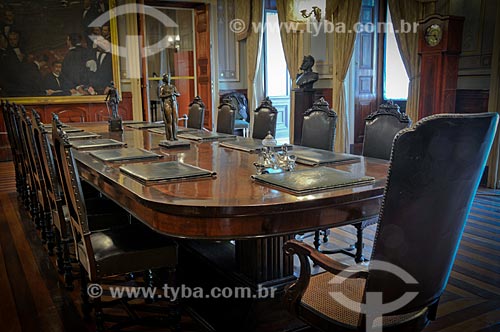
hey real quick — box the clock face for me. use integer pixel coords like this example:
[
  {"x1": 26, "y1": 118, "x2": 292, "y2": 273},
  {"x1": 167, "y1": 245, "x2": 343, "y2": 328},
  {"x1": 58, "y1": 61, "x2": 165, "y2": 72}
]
[{"x1": 425, "y1": 24, "x2": 443, "y2": 47}]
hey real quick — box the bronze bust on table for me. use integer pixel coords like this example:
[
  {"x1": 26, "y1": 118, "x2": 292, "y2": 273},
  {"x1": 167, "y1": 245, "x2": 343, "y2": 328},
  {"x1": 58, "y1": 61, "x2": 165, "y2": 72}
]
[{"x1": 295, "y1": 55, "x2": 319, "y2": 90}]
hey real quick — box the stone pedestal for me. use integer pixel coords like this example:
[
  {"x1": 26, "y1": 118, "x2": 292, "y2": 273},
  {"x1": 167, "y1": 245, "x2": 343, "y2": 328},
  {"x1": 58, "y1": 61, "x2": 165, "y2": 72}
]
[
  {"x1": 108, "y1": 118, "x2": 123, "y2": 132},
  {"x1": 293, "y1": 89, "x2": 317, "y2": 144}
]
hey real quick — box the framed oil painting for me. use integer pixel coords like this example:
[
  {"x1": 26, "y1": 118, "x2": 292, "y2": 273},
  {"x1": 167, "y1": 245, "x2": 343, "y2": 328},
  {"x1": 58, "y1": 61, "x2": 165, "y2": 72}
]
[{"x1": 0, "y1": 0, "x2": 120, "y2": 104}]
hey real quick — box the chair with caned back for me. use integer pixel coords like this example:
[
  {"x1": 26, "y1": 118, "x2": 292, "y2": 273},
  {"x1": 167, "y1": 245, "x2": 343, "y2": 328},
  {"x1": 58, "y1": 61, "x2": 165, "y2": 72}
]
[
  {"x1": 252, "y1": 97, "x2": 278, "y2": 139},
  {"x1": 52, "y1": 114, "x2": 179, "y2": 330},
  {"x1": 217, "y1": 97, "x2": 236, "y2": 134},
  {"x1": 187, "y1": 96, "x2": 206, "y2": 129},
  {"x1": 284, "y1": 113, "x2": 498, "y2": 332}
]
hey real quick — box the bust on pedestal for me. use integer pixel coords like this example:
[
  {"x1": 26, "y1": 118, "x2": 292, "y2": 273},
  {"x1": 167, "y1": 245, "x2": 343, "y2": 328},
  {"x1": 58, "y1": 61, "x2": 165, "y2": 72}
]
[{"x1": 293, "y1": 55, "x2": 319, "y2": 144}]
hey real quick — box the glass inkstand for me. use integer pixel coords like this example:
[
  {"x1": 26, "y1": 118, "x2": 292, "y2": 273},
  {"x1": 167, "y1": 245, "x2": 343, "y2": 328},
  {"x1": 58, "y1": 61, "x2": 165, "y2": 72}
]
[{"x1": 253, "y1": 132, "x2": 296, "y2": 175}]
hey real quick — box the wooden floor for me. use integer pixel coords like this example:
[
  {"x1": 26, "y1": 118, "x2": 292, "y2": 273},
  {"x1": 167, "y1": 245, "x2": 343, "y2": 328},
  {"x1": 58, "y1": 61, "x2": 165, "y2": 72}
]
[{"x1": 0, "y1": 161, "x2": 499, "y2": 332}]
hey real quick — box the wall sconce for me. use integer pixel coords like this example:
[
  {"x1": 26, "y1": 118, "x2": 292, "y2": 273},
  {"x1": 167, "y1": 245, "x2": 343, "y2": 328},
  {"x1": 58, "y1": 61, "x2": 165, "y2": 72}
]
[{"x1": 300, "y1": 6, "x2": 322, "y2": 22}]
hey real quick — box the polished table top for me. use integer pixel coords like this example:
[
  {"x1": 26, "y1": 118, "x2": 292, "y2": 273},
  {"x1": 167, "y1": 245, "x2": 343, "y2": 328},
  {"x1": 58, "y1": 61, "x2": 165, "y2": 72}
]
[{"x1": 70, "y1": 123, "x2": 389, "y2": 240}]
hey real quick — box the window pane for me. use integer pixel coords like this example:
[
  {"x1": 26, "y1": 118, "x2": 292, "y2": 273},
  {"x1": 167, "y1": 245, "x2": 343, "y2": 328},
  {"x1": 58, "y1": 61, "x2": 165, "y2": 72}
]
[
  {"x1": 265, "y1": 12, "x2": 288, "y2": 97},
  {"x1": 384, "y1": 10, "x2": 409, "y2": 100}
]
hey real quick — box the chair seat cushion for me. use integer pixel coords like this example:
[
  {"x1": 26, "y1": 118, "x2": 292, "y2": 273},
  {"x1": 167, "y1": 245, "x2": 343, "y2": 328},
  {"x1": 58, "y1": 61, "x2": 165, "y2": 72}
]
[
  {"x1": 301, "y1": 272, "x2": 426, "y2": 328},
  {"x1": 79, "y1": 224, "x2": 177, "y2": 278},
  {"x1": 234, "y1": 119, "x2": 249, "y2": 129}
]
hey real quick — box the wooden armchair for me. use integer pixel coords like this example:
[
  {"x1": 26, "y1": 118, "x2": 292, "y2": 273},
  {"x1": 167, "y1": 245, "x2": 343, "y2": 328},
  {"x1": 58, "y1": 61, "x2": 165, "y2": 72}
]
[
  {"x1": 284, "y1": 113, "x2": 498, "y2": 332},
  {"x1": 52, "y1": 114, "x2": 179, "y2": 330}
]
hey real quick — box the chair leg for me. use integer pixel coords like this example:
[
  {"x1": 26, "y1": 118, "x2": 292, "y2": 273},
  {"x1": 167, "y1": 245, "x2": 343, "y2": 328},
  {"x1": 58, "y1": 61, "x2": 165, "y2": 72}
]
[
  {"x1": 167, "y1": 266, "x2": 181, "y2": 330},
  {"x1": 94, "y1": 297, "x2": 105, "y2": 332},
  {"x1": 353, "y1": 224, "x2": 367, "y2": 263},
  {"x1": 63, "y1": 241, "x2": 74, "y2": 290},
  {"x1": 54, "y1": 231, "x2": 65, "y2": 274},
  {"x1": 44, "y1": 211, "x2": 54, "y2": 255},
  {"x1": 313, "y1": 230, "x2": 321, "y2": 250},
  {"x1": 322, "y1": 229, "x2": 330, "y2": 243},
  {"x1": 80, "y1": 263, "x2": 91, "y2": 320}
]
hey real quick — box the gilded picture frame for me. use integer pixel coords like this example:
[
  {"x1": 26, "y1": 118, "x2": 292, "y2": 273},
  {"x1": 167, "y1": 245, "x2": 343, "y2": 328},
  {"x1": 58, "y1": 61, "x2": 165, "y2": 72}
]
[{"x1": 0, "y1": 0, "x2": 120, "y2": 104}]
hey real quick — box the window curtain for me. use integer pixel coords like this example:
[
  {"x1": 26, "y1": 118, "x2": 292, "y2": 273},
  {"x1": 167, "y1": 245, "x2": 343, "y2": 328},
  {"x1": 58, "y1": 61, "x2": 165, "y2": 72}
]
[
  {"x1": 487, "y1": 3, "x2": 500, "y2": 189},
  {"x1": 328, "y1": 0, "x2": 362, "y2": 153},
  {"x1": 276, "y1": 0, "x2": 304, "y2": 142},
  {"x1": 387, "y1": 0, "x2": 425, "y2": 123},
  {"x1": 235, "y1": 0, "x2": 264, "y2": 129}
]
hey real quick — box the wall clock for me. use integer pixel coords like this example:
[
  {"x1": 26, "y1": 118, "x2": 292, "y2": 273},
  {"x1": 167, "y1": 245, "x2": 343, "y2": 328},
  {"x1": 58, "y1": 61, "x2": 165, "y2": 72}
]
[{"x1": 424, "y1": 24, "x2": 443, "y2": 47}]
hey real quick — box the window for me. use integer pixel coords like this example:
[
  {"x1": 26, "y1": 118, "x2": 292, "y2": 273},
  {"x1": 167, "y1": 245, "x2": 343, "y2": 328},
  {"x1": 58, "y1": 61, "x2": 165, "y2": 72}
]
[
  {"x1": 263, "y1": 11, "x2": 290, "y2": 142},
  {"x1": 383, "y1": 9, "x2": 409, "y2": 100}
]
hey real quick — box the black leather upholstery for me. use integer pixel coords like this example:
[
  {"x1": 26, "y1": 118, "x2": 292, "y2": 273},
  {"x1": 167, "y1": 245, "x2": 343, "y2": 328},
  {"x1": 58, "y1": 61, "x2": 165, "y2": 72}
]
[
  {"x1": 217, "y1": 97, "x2": 236, "y2": 134},
  {"x1": 82, "y1": 223, "x2": 178, "y2": 278},
  {"x1": 252, "y1": 97, "x2": 278, "y2": 139},
  {"x1": 284, "y1": 113, "x2": 499, "y2": 332},
  {"x1": 51, "y1": 114, "x2": 177, "y2": 282},
  {"x1": 368, "y1": 113, "x2": 498, "y2": 314},
  {"x1": 300, "y1": 98, "x2": 337, "y2": 151},
  {"x1": 362, "y1": 101, "x2": 411, "y2": 160},
  {"x1": 187, "y1": 96, "x2": 205, "y2": 129}
]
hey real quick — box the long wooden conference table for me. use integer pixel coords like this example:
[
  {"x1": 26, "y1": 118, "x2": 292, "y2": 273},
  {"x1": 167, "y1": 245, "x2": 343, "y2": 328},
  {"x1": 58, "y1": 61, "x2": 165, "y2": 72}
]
[{"x1": 68, "y1": 123, "x2": 389, "y2": 290}]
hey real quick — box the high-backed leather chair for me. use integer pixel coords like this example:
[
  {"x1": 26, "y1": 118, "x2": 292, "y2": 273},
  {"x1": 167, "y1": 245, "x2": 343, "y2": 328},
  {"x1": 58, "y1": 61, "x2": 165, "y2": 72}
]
[
  {"x1": 284, "y1": 113, "x2": 498, "y2": 332},
  {"x1": 187, "y1": 96, "x2": 205, "y2": 129},
  {"x1": 298, "y1": 98, "x2": 338, "y2": 248},
  {"x1": 217, "y1": 97, "x2": 236, "y2": 134},
  {"x1": 318, "y1": 102, "x2": 412, "y2": 262},
  {"x1": 300, "y1": 97, "x2": 337, "y2": 151},
  {"x1": 52, "y1": 114, "x2": 179, "y2": 330},
  {"x1": 363, "y1": 101, "x2": 411, "y2": 160},
  {"x1": 252, "y1": 97, "x2": 278, "y2": 139}
]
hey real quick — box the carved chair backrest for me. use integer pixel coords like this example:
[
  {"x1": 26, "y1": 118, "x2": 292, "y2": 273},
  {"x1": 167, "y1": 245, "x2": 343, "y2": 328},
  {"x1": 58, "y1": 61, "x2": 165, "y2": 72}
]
[
  {"x1": 8, "y1": 105, "x2": 30, "y2": 182},
  {"x1": 300, "y1": 98, "x2": 337, "y2": 151},
  {"x1": 252, "y1": 97, "x2": 278, "y2": 139},
  {"x1": 18, "y1": 106, "x2": 46, "y2": 199},
  {"x1": 31, "y1": 110, "x2": 63, "y2": 212},
  {"x1": 52, "y1": 114, "x2": 96, "y2": 278},
  {"x1": 187, "y1": 96, "x2": 206, "y2": 129},
  {"x1": 366, "y1": 113, "x2": 498, "y2": 316},
  {"x1": 217, "y1": 97, "x2": 236, "y2": 134},
  {"x1": 362, "y1": 102, "x2": 411, "y2": 160}
]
